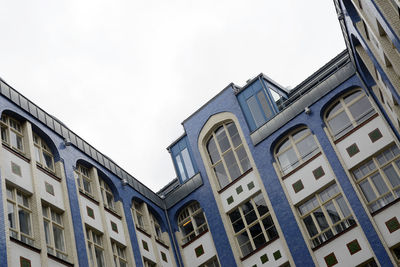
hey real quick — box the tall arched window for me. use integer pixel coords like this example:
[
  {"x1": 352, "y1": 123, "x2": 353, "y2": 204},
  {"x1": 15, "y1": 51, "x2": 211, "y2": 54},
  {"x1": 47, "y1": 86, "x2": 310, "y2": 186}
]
[
  {"x1": 33, "y1": 133, "x2": 55, "y2": 172},
  {"x1": 275, "y1": 128, "x2": 319, "y2": 175},
  {"x1": 206, "y1": 122, "x2": 251, "y2": 189},
  {"x1": 325, "y1": 90, "x2": 375, "y2": 139},
  {"x1": 177, "y1": 202, "x2": 208, "y2": 245}
]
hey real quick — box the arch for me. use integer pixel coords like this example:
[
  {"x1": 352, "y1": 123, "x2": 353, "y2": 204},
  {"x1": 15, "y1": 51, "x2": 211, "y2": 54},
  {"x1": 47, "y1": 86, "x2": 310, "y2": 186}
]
[{"x1": 269, "y1": 123, "x2": 308, "y2": 155}]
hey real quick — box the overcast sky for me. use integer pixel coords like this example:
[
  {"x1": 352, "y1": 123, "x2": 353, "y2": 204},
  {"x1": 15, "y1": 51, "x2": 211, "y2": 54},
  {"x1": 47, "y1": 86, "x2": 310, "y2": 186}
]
[{"x1": 0, "y1": 1, "x2": 345, "y2": 192}]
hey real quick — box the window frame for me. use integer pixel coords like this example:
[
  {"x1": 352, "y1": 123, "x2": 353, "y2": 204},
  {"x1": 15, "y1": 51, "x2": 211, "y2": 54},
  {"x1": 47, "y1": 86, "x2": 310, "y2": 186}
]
[
  {"x1": 177, "y1": 202, "x2": 208, "y2": 245},
  {"x1": 132, "y1": 201, "x2": 147, "y2": 232},
  {"x1": 76, "y1": 165, "x2": 93, "y2": 197},
  {"x1": 86, "y1": 227, "x2": 106, "y2": 267},
  {"x1": 171, "y1": 136, "x2": 197, "y2": 183},
  {"x1": 297, "y1": 183, "x2": 356, "y2": 249},
  {"x1": 1, "y1": 114, "x2": 25, "y2": 153},
  {"x1": 42, "y1": 204, "x2": 67, "y2": 260},
  {"x1": 325, "y1": 90, "x2": 375, "y2": 139},
  {"x1": 33, "y1": 133, "x2": 55, "y2": 172},
  {"x1": 274, "y1": 127, "x2": 320, "y2": 175},
  {"x1": 351, "y1": 144, "x2": 400, "y2": 213},
  {"x1": 228, "y1": 192, "x2": 278, "y2": 258},
  {"x1": 205, "y1": 121, "x2": 251, "y2": 189},
  {"x1": 6, "y1": 186, "x2": 34, "y2": 246},
  {"x1": 99, "y1": 178, "x2": 117, "y2": 213},
  {"x1": 111, "y1": 240, "x2": 127, "y2": 267}
]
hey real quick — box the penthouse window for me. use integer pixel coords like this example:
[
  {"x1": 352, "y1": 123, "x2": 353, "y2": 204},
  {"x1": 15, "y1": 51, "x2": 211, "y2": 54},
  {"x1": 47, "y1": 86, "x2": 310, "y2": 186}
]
[
  {"x1": 206, "y1": 122, "x2": 251, "y2": 189},
  {"x1": 275, "y1": 128, "x2": 319, "y2": 175},
  {"x1": 228, "y1": 192, "x2": 278, "y2": 258},
  {"x1": 171, "y1": 136, "x2": 197, "y2": 183},
  {"x1": 352, "y1": 145, "x2": 400, "y2": 213},
  {"x1": 298, "y1": 183, "x2": 355, "y2": 248},
  {"x1": 1, "y1": 114, "x2": 24, "y2": 153},
  {"x1": 33, "y1": 133, "x2": 55, "y2": 172},
  {"x1": 76, "y1": 165, "x2": 93, "y2": 196},
  {"x1": 325, "y1": 90, "x2": 375, "y2": 139},
  {"x1": 178, "y1": 202, "x2": 208, "y2": 245}
]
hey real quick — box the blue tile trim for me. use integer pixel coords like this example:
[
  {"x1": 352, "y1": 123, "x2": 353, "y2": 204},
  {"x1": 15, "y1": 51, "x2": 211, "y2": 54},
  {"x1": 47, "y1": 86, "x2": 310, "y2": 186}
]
[{"x1": 0, "y1": 171, "x2": 8, "y2": 267}]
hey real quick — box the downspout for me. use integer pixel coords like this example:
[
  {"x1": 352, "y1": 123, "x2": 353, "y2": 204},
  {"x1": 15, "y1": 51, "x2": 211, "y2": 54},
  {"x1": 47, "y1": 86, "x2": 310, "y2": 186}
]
[{"x1": 163, "y1": 206, "x2": 183, "y2": 267}]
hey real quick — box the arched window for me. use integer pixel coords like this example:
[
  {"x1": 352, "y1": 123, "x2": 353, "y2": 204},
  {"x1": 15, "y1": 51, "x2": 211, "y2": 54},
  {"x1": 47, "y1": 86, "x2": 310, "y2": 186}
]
[
  {"x1": 149, "y1": 213, "x2": 163, "y2": 242},
  {"x1": 76, "y1": 164, "x2": 93, "y2": 196},
  {"x1": 33, "y1": 133, "x2": 55, "y2": 172},
  {"x1": 206, "y1": 122, "x2": 251, "y2": 189},
  {"x1": 177, "y1": 202, "x2": 208, "y2": 245},
  {"x1": 275, "y1": 128, "x2": 319, "y2": 175},
  {"x1": 325, "y1": 90, "x2": 375, "y2": 139},
  {"x1": 99, "y1": 178, "x2": 116, "y2": 212},
  {"x1": 1, "y1": 114, "x2": 24, "y2": 152},
  {"x1": 132, "y1": 200, "x2": 147, "y2": 232}
]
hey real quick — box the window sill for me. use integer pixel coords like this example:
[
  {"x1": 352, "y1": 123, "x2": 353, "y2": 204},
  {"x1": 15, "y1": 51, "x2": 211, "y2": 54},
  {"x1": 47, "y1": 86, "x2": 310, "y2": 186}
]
[
  {"x1": 181, "y1": 229, "x2": 209, "y2": 249},
  {"x1": 48, "y1": 253, "x2": 74, "y2": 266},
  {"x1": 217, "y1": 168, "x2": 253, "y2": 194},
  {"x1": 37, "y1": 164, "x2": 61, "y2": 182},
  {"x1": 136, "y1": 226, "x2": 151, "y2": 238},
  {"x1": 371, "y1": 197, "x2": 400, "y2": 216},
  {"x1": 311, "y1": 223, "x2": 357, "y2": 251},
  {"x1": 79, "y1": 191, "x2": 99, "y2": 205},
  {"x1": 104, "y1": 206, "x2": 122, "y2": 219},
  {"x1": 10, "y1": 236, "x2": 41, "y2": 253},
  {"x1": 333, "y1": 113, "x2": 378, "y2": 144},
  {"x1": 240, "y1": 236, "x2": 279, "y2": 261},
  {"x1": 2, "y1": 143, "x2": 30, "y2": 163},
  {"x1": 281, "y1": 152, "x2": 322, "y2": 180},
  {"x1": 155, "y1": 238, "x2": 169, "y2": 249}
]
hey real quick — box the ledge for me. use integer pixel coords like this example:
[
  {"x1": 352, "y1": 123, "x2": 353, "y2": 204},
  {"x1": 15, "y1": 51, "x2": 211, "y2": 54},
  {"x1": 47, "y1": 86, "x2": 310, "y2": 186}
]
[
  {"x1": 2, "y1": 143, "x2": 30, "y2": 163},
  {"x1": 155, "y1": 238, "x2": 169, "y2": 249},
  {"x1": 10, "y1": 236, "x2": 41, "y2": 253},
  {"x1": 136, "y1": 226, "x2": 151, "y2": 238},
  {"x1": 36, "y1": 164, "x2": 61, "y2": 182},
  {"x1": 334, "y1": 113, "x2": 378, "y2": 144},
  {"x1": 181, "y1": 229, "x2": 209, "y2": 249},
  {"x1": 240, "y1": 236, "x2": 279, "y2": 261},
  {"x1": 104, "y1": 206, "x2": 122, "y2": 220},
  {"x1": 48, "y1": 253, "x2": 74, "y2": 267},
  {"x1": 281, "y1": 152, "x2": 322, "y2": 180},
  {"x1": 311, "y1": 223, "x2": 357, "y2": 251},
  {"x1": 79, "y1": 191, "x2": 99, "y2": 205},
  {"x1": 217, "y1": 168, "x2": 253, "y2": 194}
]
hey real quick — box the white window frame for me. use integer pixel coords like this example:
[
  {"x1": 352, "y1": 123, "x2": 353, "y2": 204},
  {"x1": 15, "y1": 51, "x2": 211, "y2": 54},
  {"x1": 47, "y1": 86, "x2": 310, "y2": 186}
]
[
  {"x1": 177, "y1": 202, "x2": 208, "y2": 245},
  {"x1": 86, "y1": 227, "x2": 106, "y2": 267},
  {"x1": 77, "y1": 165, "x2": 93, "y2": 196},
  {"x1": 111, "y1": 240, "x2": 127, "y2": 267},
  {"x1": 42, "y1": 204, "x2": 67, "y2": 260},
  {"x1": 1, "y1": 114, "x2": 24, "y2": 153},
  {"x1": 99, "y1": 178, "x2": 117, "y2": 213},
  {"x1": 132, "y1": 201, "x2": 147, "y2": 232},
  {"x1": 33, "y1": 133, "x2": 55, "y2": 172}
]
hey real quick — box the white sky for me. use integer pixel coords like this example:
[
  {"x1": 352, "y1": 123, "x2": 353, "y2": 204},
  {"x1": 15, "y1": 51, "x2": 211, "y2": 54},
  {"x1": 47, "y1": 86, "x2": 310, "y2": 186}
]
[{"x1": 0, "y1": 1, "x2": 345, "y2": 192}]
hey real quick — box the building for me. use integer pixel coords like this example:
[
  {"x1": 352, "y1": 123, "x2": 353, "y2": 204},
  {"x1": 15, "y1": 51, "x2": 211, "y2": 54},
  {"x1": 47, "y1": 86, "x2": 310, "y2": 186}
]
[{"x1": 0, "y1": 1, "x2": 400, "y2": 267}]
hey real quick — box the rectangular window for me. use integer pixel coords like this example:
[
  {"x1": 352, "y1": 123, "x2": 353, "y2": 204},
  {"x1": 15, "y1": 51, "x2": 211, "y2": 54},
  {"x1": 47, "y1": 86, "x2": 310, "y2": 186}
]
[
  {"x1": 86, "y1": 227, "x2": 105, "y2": 267},
  {"x1": 42, "y1": 204, "x2": 67, "y2": 260},
  {"x1": 352, "y1": 145, "x2": 400, "y2": 213},
  {"x1": 111, "y1": 240, "x2": 127, "y2": 267},
  {"x1": 171, "y1": 136, "x2": 197, "y2": 183},
  {"x1": 77, "y1": 165, "x2": 93, "y2": 196},
  {"x1": 0, "y1": 115, "x2": 24, "y2": 153},
  {"x1": 6, "y1": 186, "x2": 34, "y2": 246},
  {"x1": 298, "y1": 183, "x2": 356, "y2": 248}
]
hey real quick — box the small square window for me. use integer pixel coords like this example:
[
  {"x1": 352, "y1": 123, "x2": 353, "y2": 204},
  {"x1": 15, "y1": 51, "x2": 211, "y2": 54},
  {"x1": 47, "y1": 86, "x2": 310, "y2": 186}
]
[
  {"x1": 227, "y1": 196, "x2": 234, "y2": 205},
  {"x1": 247, "y1": 181, "x2": 255, "y2": 190},
  {"x1": 312, "y1": 166, "x2": 325, "y2": 180},
  {"x1": 346, "y1": 143, "x2": 360, "y2": 157},
  {"x1": 11, "y1": 162, "x2": 22, "y2": 177},
  {"x1": 385, "y1": 217, "x2": 400, "y2": 233},
  {"x1": 142, "y1": 240, "x2": 149, "y2": 251},
  {"x1": 368, "y1": 128, "x2": 383, "y2": 143},
  {"x1": 236, "y1": 185, "x2": 243, "y2": 195},
  {"x1": 161, "y1": 251, "x2": 168, "y2": 262},
  {"x1": 347, "y1": 239, "x2": 361, "y2": 255},
  {"x1": 292, "y1": 180, "x2": 304, "y2": 193},
  {"x1": 87, "y1": 206, "x2": 95, "y2": 219},
  {"x1": 45, "y1": 182, "x2": 54, "y2": 196},
  {"x1": 111, "y1": 221, "x2": 118, "y2": 233},
  {"x1": 195, "y1": 245, "x2": 204, "y2": 257},
  {"x1": 20, "y1": 257, "x2": 31, "y2": 267},
  {"x1": 273, "y1": 250, "x2": 282, "y2": 260},
  {"x1": 260, "y1": 253, "x2": 268, "y2": 263},
  {"x1": 324, "y1": 252, "x2": 338, "y2": 267}
]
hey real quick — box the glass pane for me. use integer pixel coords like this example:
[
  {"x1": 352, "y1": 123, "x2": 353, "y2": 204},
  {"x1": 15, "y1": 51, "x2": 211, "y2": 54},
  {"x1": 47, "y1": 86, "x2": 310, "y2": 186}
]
[
  {"x1": 43, "y1": 152, "x2": 54, "y2": 170},
  {"x1": 1, "y1": 126, "x2": 8, "y2": 143},
  {"x1": 324, "y1": 201, "x2": 341, "y2": 224},
  {"x1": 313, "y1": 208, "x2": 329, "y2": 230},
  {"x1": 276, "y1": 138, "x2": 290, "y2": 154},
  {"x1": 215, "y1": 126, "x2": 230, "y2": 153},
  {"x1": 296, "y1": 134, "x2": 318, "y2": 161},
  {"x1": 348, "y1": 95, "x2": 373, "y2": 123},
  {"x1": 181, "y1": 220, "x2": 194, "y2": 236},
  {"x1": 95, "y1": 247, "x2": 105, "y2": 267},
  {"x1": 360, "y1": 180, "x2": 377, "y2": 202},
  {"x1": 53, "y1": 225, "x2": 65, "y2": 251},
  {"x1": 247, "y1": 95, "x2": 265, "y2": 128},
  {"x1": 34, "y1": 146, "x2": 41, "y2": 163},
  {"x1": 7, "y1": 202, "x2": 15, "y2": 229},
  {"x1": 320, "y1": 184, "x2": 339, "y2": 202},
  {"x1": 214, "y1": 163, "x2": 229, "y2": 188},
  {"x1": 175, "y1": 154, "x2": 187, "y2": 181},
  {"x1": 299, "y1": 197, "x2": 318, "y2": 215},
  {"x1": 207, "y1": 137, "x2": 220, "y2": 164},
  {"x1": 18, "y1": 209, "x2": 31, "y2": 235},
  {"x1": 277, "y1": 147, "x2": 298, "y2": 174},
  {"x1": 326, "y1": 102, "x2": 343, "y2": 119},
  {"x1": 193, "y1": 212, "x2": 206, "y2": 228},
  {"x1": 182, "y1": 148, "x2": 195, "y2": 178},
  {"x1": 83, "y1": 178, "x2": 92, "y2": 194},
  {"x1": 371, "y1": 173, "x2": 389, "y2": 195},
  {"x1": 253, "y1": 193, "x2": 269, "y2": 216},
  {"x1": 249, "y1": 223, "x2": 266, "y2": 248},
  {"x1": 303, "y1": 215, "x2": 318, "y2": 237},
  {"x1": 257, "y1": 90, "x2": 273, "y2": 119},
  {"x1": 236, "y1": 146, "x2": 251, "y2": 173},
  {"x1": 344, "y1": 91, "x2": 362, "y2": 104},
  {"x1": 336, "y1": 196, "x2": 351, "y2": 218},
  {"x1": 44, "y1": 220, "x2": 50, "y2": 245},
  {"x1": 226, "y1": 123, "x2": 241, "y2": 148},
  {"x1": 223, "y1": 150, "x2": 241, "y2": 180},
  {"x1": 262, "y1": 216, "x2": 278, "y2": 240},
  {"x1": 327, "y1": 110, "x2": 352, "y2": 137},
  {"x1": 383, "y1": 165, "x2": 400, "y2": 187},
  {"x1": 292, "y1": 128, "x2": 308, "y2": 141},
  {"x1": 229, "y1": 210, "x2": 244, "y2": 233},
  {"x1": 237, "y1": 231, "x2": 252, "y2": 257}
]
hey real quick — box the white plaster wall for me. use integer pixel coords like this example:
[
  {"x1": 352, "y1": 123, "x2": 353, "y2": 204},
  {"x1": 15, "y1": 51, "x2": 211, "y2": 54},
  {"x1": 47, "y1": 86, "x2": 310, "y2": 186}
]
[
  {"x1": 336, "y1": 116, "x2": 393, "y2": 169},
  {"x1": 36, "y1": 170, "x2": 64, "y2": 210},
  {"x1": 314, "y1": 227, "x2": 374, "y2": 267},
  {"x1": 136, "y1": 231, "x2": 157, "y2": 263},
  {"x1": 157, "y1": 243, "x2": 174, "y2": 267},
  {"x1": 373, "y1": 201, "x2": 400, "y2": 247},
  {"x1": 1, "y1": 148, "x2": 33, "y2": 192},
  {"x1": 182, "y1": 231, "x2": 217, "y2": 266},
  {"x1": 8, "y1": 242, "x2": 41, "y2": 267},
  {"x1": 48, "y1": 258, "x2": 70, "y2": 267},
  {"x1": 79, "y1": 195, "x2": 103, "y2": 232},
  {"x1": 220, "y1": 171, "x2": 261, "y2": 213},
  {"x1": 242, "y1": 238, "x2": 288, "y2": 267},
  {"x1": 283, "y1": 154, "x2": 335, "y2": 205},
  {"x1": 105, "y1": 210, "x2": 126, "y2": 245}
]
